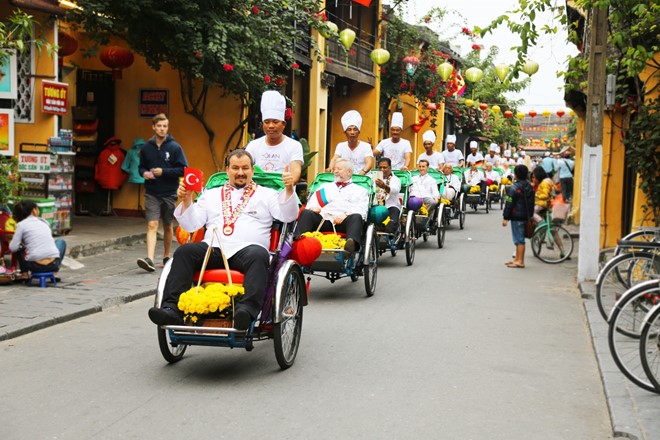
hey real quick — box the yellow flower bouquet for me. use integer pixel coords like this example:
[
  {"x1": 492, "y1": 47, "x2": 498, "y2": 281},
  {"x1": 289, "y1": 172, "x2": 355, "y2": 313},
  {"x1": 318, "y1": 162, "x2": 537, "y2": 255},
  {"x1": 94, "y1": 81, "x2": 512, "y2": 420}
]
[
  {"x1": 178, "y1": 282, "x2": 245, "y2": 325},
  {"x1": 501, "y1": 177, "x2": 511, "y2": 185},
  {"x1": 440, "y1": 198, "x2": 451, "y2": 206},
  {"x1": 302, "y1": 231, "x2": 346, "y2": 250},
  {"x1": 419, "y1": 204, "x2": 429, "y2": 216},
  {"x1": 489, "y1": 184, "x2": 499, "y2": 192},
  {"x1": 469, "y1": 185, "x2": 481, "y2": 194}
]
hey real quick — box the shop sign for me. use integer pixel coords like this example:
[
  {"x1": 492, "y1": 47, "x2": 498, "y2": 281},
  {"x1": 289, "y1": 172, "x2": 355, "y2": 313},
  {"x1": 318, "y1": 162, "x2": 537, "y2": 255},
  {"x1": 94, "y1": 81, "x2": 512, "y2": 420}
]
[
  {"x1": 18, "y1": 153, "x2": 51, "y2": 173},
  {"x1": 140, "y1": 89, "x2": 168, "y2": 117},
  {"x1": 42, "y1": 81, "x2": 69, "y2": 115}
]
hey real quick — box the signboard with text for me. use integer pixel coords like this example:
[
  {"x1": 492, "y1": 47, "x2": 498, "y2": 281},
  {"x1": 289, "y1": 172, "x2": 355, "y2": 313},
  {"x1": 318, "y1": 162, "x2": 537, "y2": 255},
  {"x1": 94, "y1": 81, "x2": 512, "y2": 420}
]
[
  {"x1": 18, "y1": 153, "x2": 51, "y2": 173},
  {"x1": 41, "y1": 80, "x2": 69, "y2": 115},
  {"x1": 140, "y1": 89, "x2": 168, "y2": 118}
]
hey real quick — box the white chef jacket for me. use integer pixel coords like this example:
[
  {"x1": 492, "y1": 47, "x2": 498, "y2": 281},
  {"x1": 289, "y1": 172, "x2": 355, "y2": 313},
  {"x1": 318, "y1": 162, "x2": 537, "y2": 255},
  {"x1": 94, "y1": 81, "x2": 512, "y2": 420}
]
[
  {"x1": 245, "y1": 136, "x2": 303, "y2": 172},
  {"x1": 484, "y1": 170, "x2": 501, "y2": 184},
  {"x1": 484, "y1": 154, "x2": 500, "y2": 166},
  {"x1": 306, "y1": 180, "x2": 369, "y2": 221},
  {"x1": 375, "y1": 138, "x2": 413, "y2": 170},
  {"x1": 466, "y1": 152, "x2": 484, "y2": 164},
  {"x1": 463, "y1": 168, "x2": 484, "y2": 186},
  {"x1": 411, "y1": 174, "x2": 439, "y2": 200},
  {"x1": 175, "y1": 184, "x2": 299, "y2": 258}
]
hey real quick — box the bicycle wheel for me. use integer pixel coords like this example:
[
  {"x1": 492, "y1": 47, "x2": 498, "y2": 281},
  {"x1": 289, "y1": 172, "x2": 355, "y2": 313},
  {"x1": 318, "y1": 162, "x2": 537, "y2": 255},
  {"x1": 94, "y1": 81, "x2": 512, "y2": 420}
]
[
  {"x1": 614, "y1": 229, "x2": 659, "y2": 257},
  {"x1": 531, "y1": 223, "x2": 573, "y2": 264},
  {"x1": 640, "y1": 300, "x2": 660, "y2": 393},
  {"x1": 608, "y1": 280, "x2": 660, "y2": 393},
  {"x1": 596, "y1": 252, "x2": 660, "y2": 321}
]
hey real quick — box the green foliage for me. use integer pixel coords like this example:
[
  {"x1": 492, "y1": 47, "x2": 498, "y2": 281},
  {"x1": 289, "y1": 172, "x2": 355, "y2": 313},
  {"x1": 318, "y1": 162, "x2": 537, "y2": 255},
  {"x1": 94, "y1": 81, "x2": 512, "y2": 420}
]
[
  {"x1": 299, "y1": 137, "x2": 318, "y2": 174},
  {"x1": 0, "y1": 156, "x2": 25, "y2": 206},
  {"x1": 0, "y1": 10, "x2": 54, "y2": 64}
]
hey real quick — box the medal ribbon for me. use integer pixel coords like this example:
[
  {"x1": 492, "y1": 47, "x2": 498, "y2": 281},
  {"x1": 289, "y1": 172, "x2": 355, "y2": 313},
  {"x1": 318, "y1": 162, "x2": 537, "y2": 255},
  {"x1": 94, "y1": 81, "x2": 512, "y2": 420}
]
[{"x1": 221, "y1": 182, "x2": 257, "y2": 235}]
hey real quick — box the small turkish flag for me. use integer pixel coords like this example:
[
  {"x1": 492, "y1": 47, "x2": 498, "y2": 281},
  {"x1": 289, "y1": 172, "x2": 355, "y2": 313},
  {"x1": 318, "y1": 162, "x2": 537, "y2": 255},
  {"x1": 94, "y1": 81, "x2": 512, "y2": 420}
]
[{"x1": 184, "y1": 167, "x2": 204, "y2": 192}]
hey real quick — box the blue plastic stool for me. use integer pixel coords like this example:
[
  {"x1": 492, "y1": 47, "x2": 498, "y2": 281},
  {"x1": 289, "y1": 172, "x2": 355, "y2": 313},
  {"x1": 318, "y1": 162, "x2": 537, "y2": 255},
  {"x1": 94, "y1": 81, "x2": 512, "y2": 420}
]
[{"x1": 28, "y1": 272, "x2": 57, "y2": 288}]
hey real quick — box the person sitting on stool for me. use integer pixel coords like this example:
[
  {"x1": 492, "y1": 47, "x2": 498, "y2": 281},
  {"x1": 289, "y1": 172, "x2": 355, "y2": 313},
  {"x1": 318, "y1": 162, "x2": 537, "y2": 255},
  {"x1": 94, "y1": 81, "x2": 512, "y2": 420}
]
[
  {"x1": 9, "y1": 200, "x2": 66, "y2": 276},
  {"x1": 294, "y1": 158, "x2": 369, "y2": 257}
]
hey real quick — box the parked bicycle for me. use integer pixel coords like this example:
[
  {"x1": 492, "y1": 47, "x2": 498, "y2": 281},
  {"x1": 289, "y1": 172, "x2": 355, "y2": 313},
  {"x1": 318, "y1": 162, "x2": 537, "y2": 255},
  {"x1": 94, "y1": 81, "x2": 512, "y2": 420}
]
[{"x1": 530, "y1": 210, "x2": 574, "y2": 264}]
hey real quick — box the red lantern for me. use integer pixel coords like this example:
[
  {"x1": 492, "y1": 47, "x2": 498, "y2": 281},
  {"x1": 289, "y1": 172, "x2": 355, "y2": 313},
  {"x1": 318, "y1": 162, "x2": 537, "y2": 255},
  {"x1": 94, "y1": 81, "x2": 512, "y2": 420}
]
[
  {"x1": 504, "y1": 110, "x2": 513, "y2": 118},
  {"x1": 479, "y1": 103, "x2": 488, "y2": 111},
  {"x1": 556, "y1": 109, "x2": 565, "y2": 118},
  {"x1": 291, "y1": 236, "x2": 322, "y2": 266},
  {"x1": 57, "y1": 31, "x2": 78, "y2": 63},
  {"x1": 528, "y1": 110, "x2": 537, "y2": 118},
  {"x1": 99, "y1": 46, "x2": 135, "y2": 79}
]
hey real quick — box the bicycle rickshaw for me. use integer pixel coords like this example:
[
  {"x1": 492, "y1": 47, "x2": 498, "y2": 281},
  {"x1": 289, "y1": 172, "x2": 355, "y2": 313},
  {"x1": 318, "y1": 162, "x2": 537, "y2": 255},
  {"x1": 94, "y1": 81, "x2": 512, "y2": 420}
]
[
  {"x1": 154, "y1": 171, "x2": 307, "y2": 370},
  {"x1": 439, "y1": 167, "x2": 466, "y2": 230},
  {"x1": 299, "y1": 172, "x2": 379, "y2": 297},
  {"x1": 410, "y1": 168, "x2": 446, "y2": 248},
  {"x1": 374, "y1": 169, "x2": 416, "y2": 265},
  {"x1": 484, "y1": 167, "x2": 505, "y2": 211}
]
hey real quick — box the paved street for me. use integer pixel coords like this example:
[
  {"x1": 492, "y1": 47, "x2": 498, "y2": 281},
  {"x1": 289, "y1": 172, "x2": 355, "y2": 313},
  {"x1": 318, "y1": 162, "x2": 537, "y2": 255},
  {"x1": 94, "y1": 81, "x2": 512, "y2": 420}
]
[{"x1": 0, "y1": 210, "x2": 619, "y2": 439}]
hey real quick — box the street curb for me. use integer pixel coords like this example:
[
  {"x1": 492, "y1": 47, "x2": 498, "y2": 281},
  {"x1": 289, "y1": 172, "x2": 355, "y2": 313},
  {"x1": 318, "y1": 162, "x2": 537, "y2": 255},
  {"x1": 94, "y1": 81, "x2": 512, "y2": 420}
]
[
  {"x1": 68, "y1": 233, "x2": 147, "y2": 259},
  {"x1": 581, "y1": 281, "x2": 644, "y2": 440},
  {"x1": 0, "y1": 287, "x2": 155, "y2": 342}
]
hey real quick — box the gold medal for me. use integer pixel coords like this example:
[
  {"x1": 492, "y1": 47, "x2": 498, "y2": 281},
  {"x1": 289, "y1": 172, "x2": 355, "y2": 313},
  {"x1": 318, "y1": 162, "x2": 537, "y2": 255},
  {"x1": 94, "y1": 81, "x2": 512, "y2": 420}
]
[
  {"x1": 221, "y1": 182, "x2": 256, "y2": 236},
  {"x1": 223, "y1": 225, "x2": 233, "y2": 235}
]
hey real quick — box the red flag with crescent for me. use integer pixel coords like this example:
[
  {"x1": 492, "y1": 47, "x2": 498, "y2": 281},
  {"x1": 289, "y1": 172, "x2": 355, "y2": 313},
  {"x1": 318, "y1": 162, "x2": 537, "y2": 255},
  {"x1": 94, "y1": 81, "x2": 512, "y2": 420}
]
[{"x1": 184, "y1": 167, "x2": 204, "y2": 192}]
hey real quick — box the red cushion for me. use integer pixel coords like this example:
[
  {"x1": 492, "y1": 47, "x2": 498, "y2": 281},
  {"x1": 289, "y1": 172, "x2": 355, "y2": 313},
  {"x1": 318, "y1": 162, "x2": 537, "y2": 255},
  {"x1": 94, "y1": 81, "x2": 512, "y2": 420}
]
[{"x1": 193, "y1": 269, "x2": 244, "y2": 284}]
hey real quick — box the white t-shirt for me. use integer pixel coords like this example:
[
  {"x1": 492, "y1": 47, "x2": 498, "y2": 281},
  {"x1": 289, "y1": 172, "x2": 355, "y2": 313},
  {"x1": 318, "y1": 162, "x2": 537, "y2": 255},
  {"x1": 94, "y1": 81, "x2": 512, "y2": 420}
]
[
  {"x1": 465, "y1": 152, "x2": 484, "y2": 164},
  {"x1": 484, "y1": 154, "x2": 500, "y2": 166},
  {"x1": 417, "y1": 151, "x2": 443, "y2": 170},
  {"x1": 441, "y1": 148, "x2": 464, "y2": 166},
  {"x1": 245, "y1": 136, "x2": 303, "y2": 173},
  {"x1": 333, "y1": 141, "x2": 374, "y2": 172},
  {"x1": 375, "y1": 138, "x2": 413, "y2": 170}
]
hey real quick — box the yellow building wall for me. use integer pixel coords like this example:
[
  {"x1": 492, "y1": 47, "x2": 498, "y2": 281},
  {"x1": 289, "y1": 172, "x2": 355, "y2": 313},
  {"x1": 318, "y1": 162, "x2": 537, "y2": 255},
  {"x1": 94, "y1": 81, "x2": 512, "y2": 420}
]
[
  {"x1": 329, "y1": 84, "x2": 380, "y2": 162},
  {"x1": 599, "y1": 111, "x2": 626, "y2": 248},
  {"x1": 65, "y1": 34, "x2": 243, "y2": 213},
  {"x1": 305, "y1": 31, "x2": 329, "y2": 180},
  {"x1": 0, "y1": 7, "x2": 58, "y2": 152}
]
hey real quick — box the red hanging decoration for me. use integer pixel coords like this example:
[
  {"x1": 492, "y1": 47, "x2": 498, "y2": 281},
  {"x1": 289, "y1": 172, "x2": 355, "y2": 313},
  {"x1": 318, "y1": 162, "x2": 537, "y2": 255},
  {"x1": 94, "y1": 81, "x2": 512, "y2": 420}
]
[
  {"x1": 99, "y1": 46, "x2": 135, "y2": 79},
  {"x1": 556, "y1": 109, "x2": 565, "y2": 117},
  {"x1": 504, "y1": 110, "x2": 513, "y2": 118},
  {"x1": 528, "y1": 110, "x2": 537, "y2": 118},
  {"x1": 58, "y1": 32, "x2": 78, "y2": 58},
  {"x1": 291, "y1": 236, "x2": 322, "y2": 266}
]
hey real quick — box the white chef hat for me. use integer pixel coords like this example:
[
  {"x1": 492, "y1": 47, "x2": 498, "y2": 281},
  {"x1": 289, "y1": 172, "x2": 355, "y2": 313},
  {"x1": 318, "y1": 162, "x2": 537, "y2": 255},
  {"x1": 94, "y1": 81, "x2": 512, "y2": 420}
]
[
  {"x1": 261, "y1": 90, "x2": 286, "y2": 121},
  {"x1": 469, "y1": 140, "x2": 478, "y2": 149},
  {"x1": 422, "y1": 130, "x2": 436, "y2": 143},
  {"x1": 341, "y1": 110, "x2": 362, "y2": 131},
  {"x1": 504, "y1": 150, "x2": 511, "y2": 157},
  {"x1": 489, "y1": 143, "x2": 497, "y2": 152},
  {"x1": 445, "y1": 134, "x2": 456, "y2": 144},
  {"x1": 391, "y1": 112, "x2": 404, "y2": 128}
]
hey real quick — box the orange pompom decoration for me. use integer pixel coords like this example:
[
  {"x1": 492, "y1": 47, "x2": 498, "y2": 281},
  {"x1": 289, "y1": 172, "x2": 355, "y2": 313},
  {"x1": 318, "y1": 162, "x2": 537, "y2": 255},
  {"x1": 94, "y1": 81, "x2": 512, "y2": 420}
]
[
  {"x1": 290, "y1": 236, "x2": 322, "y2": 266},
  {"x1": 175, "y1": 226, "x2": 205, "y2": 245}
]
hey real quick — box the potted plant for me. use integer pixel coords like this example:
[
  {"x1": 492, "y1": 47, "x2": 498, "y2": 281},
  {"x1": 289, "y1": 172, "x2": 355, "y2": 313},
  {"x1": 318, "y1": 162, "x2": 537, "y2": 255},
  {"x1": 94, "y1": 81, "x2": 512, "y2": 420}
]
[{"x1": 0, "y1": 156, "x2": 24, "y2": 212}]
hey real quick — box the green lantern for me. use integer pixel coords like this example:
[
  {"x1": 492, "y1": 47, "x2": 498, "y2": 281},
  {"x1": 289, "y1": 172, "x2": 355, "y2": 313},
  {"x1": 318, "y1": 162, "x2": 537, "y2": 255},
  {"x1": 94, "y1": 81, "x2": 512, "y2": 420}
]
[
  {"x1": 464, "y1": 67, "x2": 484, "y2": 83},
  {"x1": 339, "y1": 29, "x2": 356, "y2": 50},
  {"x1": 494, "y1": 64, "x2": 510, "y2": 82},
  {"x1": 370, "y1": 48, "x2": 390, "y2": 66},
  {"x1": 522, "y1": 60, "x2": 539, "y2": 76},
  {"x1": 320, "y1": 21, "x2": 338, "y2": 38},
  {"x1": 438, "y1": 62, "x2": 454, "y2": 81}
]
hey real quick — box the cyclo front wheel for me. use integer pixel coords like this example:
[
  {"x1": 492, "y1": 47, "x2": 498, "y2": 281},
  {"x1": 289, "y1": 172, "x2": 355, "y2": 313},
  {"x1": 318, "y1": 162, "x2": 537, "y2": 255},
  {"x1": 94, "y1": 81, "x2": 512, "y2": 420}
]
[
  {"x1": 157, "y1": 327, "x2": 187, "y2": 363},
  {"x1": 273, "y1": 263, "x2": 305, "y2": 370},
  {"x1": 531, "y1": 223, "x2": 573, "y2": 264}
]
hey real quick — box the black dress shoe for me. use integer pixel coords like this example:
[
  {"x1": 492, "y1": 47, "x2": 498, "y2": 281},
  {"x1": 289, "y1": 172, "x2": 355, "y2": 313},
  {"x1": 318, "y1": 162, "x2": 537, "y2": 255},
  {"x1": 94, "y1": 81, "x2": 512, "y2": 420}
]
[
  {"x1": 233, "y1": 308, "x2": 253, "y2": 331},
  {"x1": 148, "y1": 306, "x2": 183, "y2": 326}
]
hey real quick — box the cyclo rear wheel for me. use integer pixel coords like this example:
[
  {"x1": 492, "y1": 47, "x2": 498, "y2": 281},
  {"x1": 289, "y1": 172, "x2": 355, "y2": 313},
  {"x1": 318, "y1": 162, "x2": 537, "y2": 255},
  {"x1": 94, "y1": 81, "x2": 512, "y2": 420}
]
[
  {"x1": 405, "y1": 211, "x2": 415, "y2": 266},
  {"x1": 364, "y1": 225, "x2": 378, "y2": 297},
  {"x1": 437, "y1": 205, "x2": 445, "y2": 249},
  {"x1": 273, "y1": 263, "x2": 305, "y2": 370}
]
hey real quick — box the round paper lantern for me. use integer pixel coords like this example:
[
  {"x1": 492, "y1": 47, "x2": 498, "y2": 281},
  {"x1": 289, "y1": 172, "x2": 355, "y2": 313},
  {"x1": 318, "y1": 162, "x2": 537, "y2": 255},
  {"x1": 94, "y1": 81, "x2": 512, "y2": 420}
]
[
  {"x1": 492, "y1": 105, "x2": 501, "y2": 114},
  {"x1": 494, "y1": 63, "x2": 510, "y2": 82},
  {"x1": 438, "y1": 62, "x2": 454, "y2": 81},
  {"x1": 556, "y1": 109, "x2": 565, "y2": 118},
  {"x1": 552, "y1": 137, "x2": 559, "y2": 143},
  {"x1": 370, "y1": 48, "x2": 390, "y2": 66},
  {"x1": 464, "y1": 99, "x2": 474, "y2": 107},
  {"x1": 528, "y1": 110, "x2": 537, "y2": 118},
  {"x1": 339, "y1": 29, "x2": 356, "y2": 50},
  {"x1": 99, "y1": 46, "x2": 134, "y2": 79},
  {"x1": 504, "y1": 110, "x2": 513, "y2": 118},
  {"x1": 464, "y1": 67, "x2": 484, "y2": 83},
  {"x1": 320, "y1": 21, "x2": 339, "y2": 38},
  {"x1": 516, "y1": 111, "x2": 525, "y2": 119},
  {"x1": 407, "y1": 196, "x2": 423, "y2": 211},
  {"x1": 522, "y1": 60, "x2": 539, "y2": 76},
  {"x1": 479, "y1": 103, "x2": 488, "y2": 111},
  {"x1": 542, "y1": 110, "x2": 551, "y2": 118},
  {"x1": 403, "y1": 55, "x2": 420, "y2": 76},
  {"x1": 544, "y1": 138, "x2": 551, "y2": 144},
  {"x1": 58, "y1": 31, "x2": 78, "y2": 58},
  {"x1": 290, "y1": 236, "x2": 322, "y2": 266},
  {"x1": 368, "y1": 206, "x2": 389, "y2": 224},
  {"x1": 175, "y1": 226, "x2": 204, "y2": 245}
]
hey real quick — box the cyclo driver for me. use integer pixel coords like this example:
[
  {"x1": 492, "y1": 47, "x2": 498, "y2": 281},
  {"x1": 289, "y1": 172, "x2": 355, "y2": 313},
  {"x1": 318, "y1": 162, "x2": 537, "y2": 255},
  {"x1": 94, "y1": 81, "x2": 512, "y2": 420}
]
[{"x1": 148, "y1": 149, "x2": 299, "y2": 330}]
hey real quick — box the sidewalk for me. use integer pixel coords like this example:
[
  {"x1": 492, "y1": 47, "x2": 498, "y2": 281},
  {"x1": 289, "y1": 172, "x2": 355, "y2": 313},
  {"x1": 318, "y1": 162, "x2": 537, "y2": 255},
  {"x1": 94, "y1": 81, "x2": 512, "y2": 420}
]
[{"x1": 0, "y1": 215, "x2": 168, "y2": 341}]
